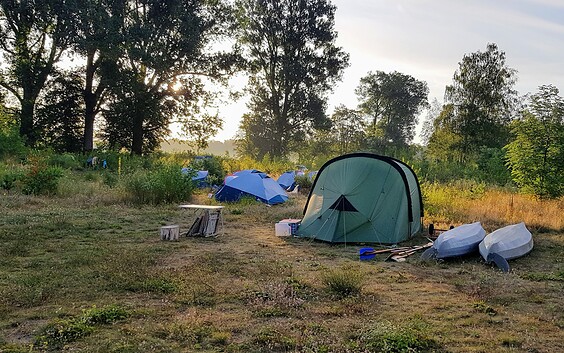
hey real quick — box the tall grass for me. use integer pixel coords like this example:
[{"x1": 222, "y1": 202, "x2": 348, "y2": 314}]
[
  {"x1": 124, "y1": 163, "x2": 193, "y2": 204},
  {"x1": 423, "y1": 182, "x2": 564, "y2": 232}
]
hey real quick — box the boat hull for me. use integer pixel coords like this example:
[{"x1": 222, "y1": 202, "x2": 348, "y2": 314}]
[
  {"x1": 433, "y1": 222, "x2": 486, "y2": 259},
  {"x1": 479, "y1": 222, "x2": 533, "y2": 261}
]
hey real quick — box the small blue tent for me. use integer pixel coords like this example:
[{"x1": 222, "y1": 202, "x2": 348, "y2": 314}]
[
  {"x1": 215, "y1": 170, "x2": 288, "y2": 205},
  {"x1": 192, "y1": 170, "x2": 209, "y2": 187},
  {"x1": 181, "y1": 169, "x2": 209, "y2": 188},
  {"x1": 277, "y1": 171, "x2": 296, "y2": 191}
]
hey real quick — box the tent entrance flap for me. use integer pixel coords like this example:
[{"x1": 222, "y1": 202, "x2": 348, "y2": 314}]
[{"x1": 329, "y1": 195, "x2": 358, "y2": 212}]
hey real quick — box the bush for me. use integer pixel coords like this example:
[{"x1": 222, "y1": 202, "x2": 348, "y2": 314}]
[
  {"x1": 48, "y1": 153, "x2": 82, "y2": 170},
  {"x1": 0, "y1": 126, "x2": 27, "y2": 159},
  {"x1": 34, "y1": 305, "x2": 130, "y2": 350},
  {"x1": 124, "y1": 164, "x2": 193, "y2": 204},
  {"x1": 190, "y1": 155, "x2": 225, "y2": 186},
  {"x1": 0, "y1": 165, "x2": 24, "y2": 190},
  {"x1": 295, "y1": 174, "x2": 313, "y2": 189},
  {"x1": 21, "y1": 165, "x2": 64, "y2": 195}
]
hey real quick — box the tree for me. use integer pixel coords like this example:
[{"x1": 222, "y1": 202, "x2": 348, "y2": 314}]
[
  {"x1": 330, "y1": 104, "x2": 365, "y2": 154},
  {"x1": 505, "y1": 85, "x2": 564, "y2": 198},
  {"x1": 102, "y1": 69, "x2": 169, "y2": 154},
  {"x1": 35, "y1": 71, "x2": 84, "y2": 153},
  {"x1": 180, "y1": 112, "x2": 223, "y2": 154},
  {"x1": 443, "y1": 43, "x2": 519, "y2": 159},
  {"x1": 0, "y1": 0, "x2": 75, "y2": 145},
  {"x1": 426, "y1": 103, "x2": 469, "y2": 163},
  {"x1": 235, "y1": 0, "x2": 349, "y2": 159},
  {"x1": 420, "y1": 98, "x2": 442, "y2": 146},
  {"x1": 72, "y1": 0, "x2": 126, "y2": 152},
  {"x1": 102, "y1": 0, "x2": 241, "y2": 155},
  {"x1": 355, "y1": 71, "x2": 429, "y2": 152}
]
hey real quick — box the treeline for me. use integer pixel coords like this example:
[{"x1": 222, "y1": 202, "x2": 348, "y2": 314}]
[
  {"x1": 0, "y1": 1, "x2": 563, "y2": 198},
  {"x1": 0, "y1": 0, "x2": 242, "y2": 154},
  {"x1": 290, "y1": 44, "x2": 564, "y2": 199}
]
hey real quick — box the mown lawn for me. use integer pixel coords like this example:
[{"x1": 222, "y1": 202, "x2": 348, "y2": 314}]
[{"x1": 0, "y1": 184, "x2": 562, "y2": 352}]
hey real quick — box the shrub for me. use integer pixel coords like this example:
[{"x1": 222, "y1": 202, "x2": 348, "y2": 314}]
[
  {"x1": 0, "y1": 126, "x2": 27, "y2": 159},
  {"x1": 295, "y1": 174, "x2": 313, "y2": 189},
  {"x1": 0, "y1": 166, "x2": 24, "y2": 190},
  {"x1": 35, "y1": 319, "x2": 94, "y2": 350},
  {"x1": 190, "y1": 155, "x2": 226, "y2": 186},
  {"x1": 48, "y1": 153, "x2": 82, "y2": 169},
  {"x1": 124, "y1": 164, "x2": 193, "y2": 204},
  {"x1": 21, "y1": 165, "x2": 64, "y2": 195},
  {"x1": 81, "y1": 304, "x2": 130, "y2": 325}
]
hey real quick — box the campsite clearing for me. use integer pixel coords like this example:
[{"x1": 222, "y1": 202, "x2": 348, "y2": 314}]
[{"x1": 0, "y1": 190, "x2": 562, "y2": 352}]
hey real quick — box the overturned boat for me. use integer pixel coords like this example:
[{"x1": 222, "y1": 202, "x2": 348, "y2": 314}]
[
  {"x1": 479, "y1": 222, "x2": 534, "y2": 272},
  {"x1": 421, "y1": 222, "x2": 486, "y2": 260}
]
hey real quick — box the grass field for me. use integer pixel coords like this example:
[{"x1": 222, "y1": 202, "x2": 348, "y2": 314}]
[{"x1": 0, "y1": 179, "x2": 562, "y2": 352}]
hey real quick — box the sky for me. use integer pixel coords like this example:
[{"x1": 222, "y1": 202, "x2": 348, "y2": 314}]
[{"x1": 210, "y1": 0, "x2": 564, "y2": 142}]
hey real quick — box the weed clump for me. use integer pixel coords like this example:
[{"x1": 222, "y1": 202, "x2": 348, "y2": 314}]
[
  {"x1": 322, "y1": 266, "x2": 365, "y2": 298},
  {"x1": 352, "y1": 319, "x2": 441, "y2": 352},
  {"x1": 34, "y1": 305, "x2": 130, "y2": 350},
  {"x1": 472, "y1": 301, "x2": 498, "y2": 316}
]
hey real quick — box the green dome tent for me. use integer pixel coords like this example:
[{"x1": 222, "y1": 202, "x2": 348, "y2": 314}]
[{"x1": 297, "y1": 153, "x2": 423, "y2": 244}]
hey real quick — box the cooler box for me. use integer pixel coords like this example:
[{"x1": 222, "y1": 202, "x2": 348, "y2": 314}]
[{"x1": 275, "y1": 219, "x2": 301, "y2": 236}]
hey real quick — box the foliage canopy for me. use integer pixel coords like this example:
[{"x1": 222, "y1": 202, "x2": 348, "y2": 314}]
[{"x1": 235, "y1": 0, "x2": 349, "y2": 159}]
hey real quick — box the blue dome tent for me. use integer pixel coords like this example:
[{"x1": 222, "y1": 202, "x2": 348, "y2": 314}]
[
  {"x1": 277, "y1": 171, "x2": 297, "y2": 191},
  {"x1": 215, "y1": 170, "x2": 289, "y2": 205}
]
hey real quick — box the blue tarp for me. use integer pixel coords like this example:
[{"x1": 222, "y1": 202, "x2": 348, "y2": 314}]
[{"x1": 215, "y1": 170, "x2": 288, "y2": 205}]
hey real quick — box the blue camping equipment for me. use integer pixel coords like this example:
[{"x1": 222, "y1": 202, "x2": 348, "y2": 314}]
[
  {"x1": 277, "y1": 171, "x2": 296, "y2": 191},
  {"x1": 215, "y1": 170, "x2": 288, "y2": 205},
  {"x1": 181, "y1": 168, "x2": 209, "y2": 188},
  {"x1": 192, "y1": 170, "x2": 209, "y2": 187},
  {"x1": 307, "y1": 171, "x2": 318, "y2": 180}
]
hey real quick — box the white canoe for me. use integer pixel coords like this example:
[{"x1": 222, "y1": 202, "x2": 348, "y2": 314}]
[
  {"x1": 479, "y1": 222, "x2": 533, "y2": 272},
  {"x1": 422, "y1": 222, "x2": 486, "y2": 259}
]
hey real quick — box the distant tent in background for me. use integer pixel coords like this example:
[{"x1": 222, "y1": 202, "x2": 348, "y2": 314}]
[
  {"x1": 192, "y1": 170, "x2": 209, "y2": 188},
  {"x1": 224, "y1": 169, "x2": 261, "y2": 184},
  {"x1": 277, "y1": 171, "x2": 297, "y2": 191},
  {"x1": 297, "y1": 153, "x2": 423, "y2": 244},
  {"x1": 215, "y1": 170, "x2": 289, "y2": 205},
  {"x1": 307, "y1": 171, "x2": 318, "y2": 181},
  {"x1": 181, "y1": 169, "x2": 209, "y2": 188}
]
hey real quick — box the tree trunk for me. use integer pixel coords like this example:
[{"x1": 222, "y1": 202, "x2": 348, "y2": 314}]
[
  {"x1": 83, "y1": 100, "x2": 96, "y2": 152},
  {"x1": 19, "y1": 95, "x2": 36, "y2": 146},
  {"x1": 132, "y1": 113, "x2": 144, "y2": 155},
  {"x1": 83, "y1": 50, "x2": 97, "y2": 152}
]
